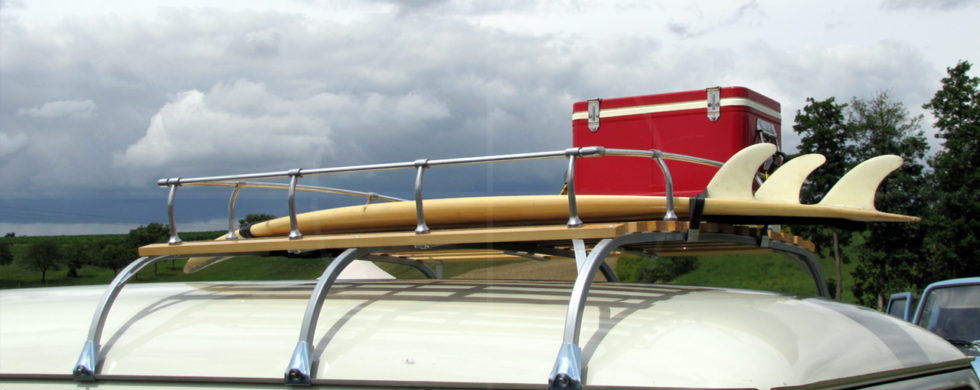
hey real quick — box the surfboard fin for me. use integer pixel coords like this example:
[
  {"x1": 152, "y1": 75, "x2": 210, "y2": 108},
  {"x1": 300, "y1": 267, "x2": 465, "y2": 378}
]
[
  {"x1": 818, "y1": 155, "x2": 903, "y2": 211},
  {"x1": 705, "y1": 143, "x2": 776, "y2": 200},
  {"x1": 755, "y1": 154, "x2": 826, "y2": 204}
]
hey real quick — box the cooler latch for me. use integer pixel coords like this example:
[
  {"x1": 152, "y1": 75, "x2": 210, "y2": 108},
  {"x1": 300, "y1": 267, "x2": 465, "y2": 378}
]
[
  {"x1": 757, "y1": 118, "x2": 783, "y2": 174},
  {"x1": 707, "y1": 87, "x2": 721, "y2": 122},
  {"x1": 587, "y1": 98, "x2": 601, "y2": 132}
]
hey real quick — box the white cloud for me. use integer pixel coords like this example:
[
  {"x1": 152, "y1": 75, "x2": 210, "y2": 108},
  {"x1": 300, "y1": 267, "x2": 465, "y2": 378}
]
[
  {"x1": 17, "y1": 99, "x2": 97, "y2": 119},
  {"x1": 0, "y1": 132, "x2": 29, "y2": 157},
  {"x1": 881, "y1": 0, "x2": 979, "y2": 10},
  {"x1": 112, "y1": 79, "x2": 453, "y2": 182},
  {"x1": 113, "y1": 80, "x2": 334, "y2": 175}
]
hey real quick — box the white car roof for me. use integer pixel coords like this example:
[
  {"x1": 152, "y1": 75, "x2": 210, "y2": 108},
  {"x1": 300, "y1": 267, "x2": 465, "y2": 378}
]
[{"x1": 0, "y1": 280, "x2": 970, "y2": 389}]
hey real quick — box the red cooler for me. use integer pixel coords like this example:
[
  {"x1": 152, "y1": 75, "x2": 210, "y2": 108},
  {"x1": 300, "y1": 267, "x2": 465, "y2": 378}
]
[{"x1": 572, "y1": 87, "x2": 782, "y2": 197}]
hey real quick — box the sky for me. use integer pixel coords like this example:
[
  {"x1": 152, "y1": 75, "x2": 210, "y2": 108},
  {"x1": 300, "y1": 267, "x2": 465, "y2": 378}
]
[{"x1": 1, "y1": 0, "x2": 978, "y2": 236}]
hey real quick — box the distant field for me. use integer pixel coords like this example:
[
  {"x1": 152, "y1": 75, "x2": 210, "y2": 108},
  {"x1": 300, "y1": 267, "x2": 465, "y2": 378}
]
[{"x1": 1, "y1": 230, "x2": 863, "y2": 305}]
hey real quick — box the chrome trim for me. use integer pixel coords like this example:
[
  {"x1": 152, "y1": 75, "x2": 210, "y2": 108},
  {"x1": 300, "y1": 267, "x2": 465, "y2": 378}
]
[
  {"x1": 572, "y1": 239, "x2": 587, "y2": 271},
  {"x1": 285, "y1": 246, "x2": 414, "y2": 385},
  {"x1": 549, "y1": 343, "x2": 583, "y2": 390},
  {"x1": 158, "y1": 147, "x2": 719, "y2": 244},
  {"x1": 73, "y1": 255, "x2": 173, "y2": 381},
  {"x1": 225, "y1": 183, "x2": 243, "y2": 240},
  {"x1": 184, "y1": 181, "x2": 406, "y2": 203},
  {"x1": 653, "y1": 152, "x2": 677, "y2": 221},
  {"x1": 414, "y1": 160, "x2": 430, "y2": 235},
  {"x1": 548, "y1": 231, "x2": 828, "y2": 389},
  {"x1": 587, "y1": 98, "x2": 600, "y2": 132},
  {"x1": 166, "y1": 183, "x2": 181, "y2": 245},
  {"x1": 707, "y1": 87, "x2": 721, "y2": 122},
  {"x1": 287, "y1": 170, "x2": 303, "y2": 240},
  {"x1": 570, "y1": 96, "x2": 782, "y2": 121},
  {"x1": 564, "y1": 152, "x2": 582, "y2": 228}
]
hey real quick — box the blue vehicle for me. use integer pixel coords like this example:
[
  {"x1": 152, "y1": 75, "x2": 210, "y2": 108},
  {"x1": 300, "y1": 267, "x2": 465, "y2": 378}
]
[{"x1": 892, "y1": 278, "x2": 980, "y2": 375}]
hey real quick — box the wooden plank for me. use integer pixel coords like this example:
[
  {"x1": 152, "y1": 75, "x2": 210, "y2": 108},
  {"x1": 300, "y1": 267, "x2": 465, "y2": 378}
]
[{"x1": 139, "y1": 223, "x2": 629, "y2": 257}]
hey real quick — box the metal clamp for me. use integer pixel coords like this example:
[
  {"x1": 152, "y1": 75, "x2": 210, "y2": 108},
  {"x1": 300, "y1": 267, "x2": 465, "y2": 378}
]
[
  {"x1": 587, "y1": 98, "x2": 601, "y2": 132},
  {"x1": 73, "y1": 255, "x2": 172, "y2": 381},
  {"x1": 707, "y1": 87, "x2": 721, "y2": 122},
  {"x1": 650, "y1": 150, "x2": 677, "y2": 221},
  {"x1": 166, "y1": 180, "x2": 182, "y2": 245},
  {"x1": 287, "y1": 169, "x2": 303, "y2": 240},
  {"x1": 226, "y1": 182, "x2": 244, "y2": 240},
  {"x1": 414, "y1": 159, "x2": 430, "y2": 235},
  {"x1": 564, "y1": 149, "x2": 583, "y2": 228}
]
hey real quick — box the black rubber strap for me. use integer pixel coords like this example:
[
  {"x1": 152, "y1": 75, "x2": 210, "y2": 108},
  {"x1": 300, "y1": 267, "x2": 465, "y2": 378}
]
[
  {"x1": 238, "y1": 224, "x2": 255, "y2": 239},
  {"x1": 688, "y1": 194, "x2": 706, "y2": 230}
]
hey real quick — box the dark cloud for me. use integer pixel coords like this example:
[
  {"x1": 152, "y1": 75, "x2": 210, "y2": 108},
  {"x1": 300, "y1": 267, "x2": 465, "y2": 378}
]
[
  {"x1": 881, "y1": 0, "x2": 979, "y2": 10},
  {"x1": 0, "y1": 6, "x2": 950, "y2": 235}
]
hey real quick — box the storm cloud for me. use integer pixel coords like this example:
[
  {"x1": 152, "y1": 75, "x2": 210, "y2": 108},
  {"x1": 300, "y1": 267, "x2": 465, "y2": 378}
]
[{"x1": 0, "y1": 0, "x2": 976, "y2": 234}]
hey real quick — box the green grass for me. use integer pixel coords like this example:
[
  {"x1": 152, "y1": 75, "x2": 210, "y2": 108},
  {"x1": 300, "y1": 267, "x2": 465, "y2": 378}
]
[
  {"x1": 664, "y1": 233, "x2": 863, "y2": 303},
  {"x1": 1, "y1": 231, "x2": 867, "y2": 305}
]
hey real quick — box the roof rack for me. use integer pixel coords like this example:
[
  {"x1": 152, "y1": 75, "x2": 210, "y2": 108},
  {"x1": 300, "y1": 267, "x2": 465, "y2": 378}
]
[{"x1": 74, "y1": 145, "x2": 832, "y2": 390}]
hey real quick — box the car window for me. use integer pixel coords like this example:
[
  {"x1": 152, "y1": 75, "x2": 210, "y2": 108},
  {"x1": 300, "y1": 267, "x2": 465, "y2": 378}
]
[
  {"x1": 887, "y1": 297, "x2": 907, "y2": 318},
  {"x1": 916, "y1": 285, "x2": 980, "y2": 344}
]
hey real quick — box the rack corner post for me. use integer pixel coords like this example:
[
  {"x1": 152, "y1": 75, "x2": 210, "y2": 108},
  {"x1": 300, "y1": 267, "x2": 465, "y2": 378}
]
[
  {"x1": 549, "y1": 343, "x2": 583, "y2": 390},
  {"x1": 72, "y1": 255, "x2": 171, "y2": 382},
  {"x1": 285, "y1": 341, "x2": 312, "y2": 385}
]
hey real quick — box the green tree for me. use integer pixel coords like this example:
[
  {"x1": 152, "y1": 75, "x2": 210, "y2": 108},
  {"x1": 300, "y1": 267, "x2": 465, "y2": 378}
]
[
  {"x1": 62, "y1": 241, "x2": 93, "y2": 278},
  {"x1": 791, "y1": 97, "x2": 857, "y2": 300},
  {"x1": 0, "y1": 240, "x2": 14, "y2": 266},
  {"x1": 20, "y1": 240, "x2": 63, "y2": 284},
  {"x1": 127, "y1": 223, "x2": 169, "y2": 274},
  {"x1": 101, "y1": 243, "x2": 135, "y2": 276},
  {"x1": 238, "y1": 213, "x2": 276, "y2": 228},
  {"x1": 848, "y1": 91, "x2": 929, "y2": 310},
  {"x1": 922, "y1": 61, "x2": 980, "y2": 281},
  {"x1": 128, "y1": 223, "x2": 169, "y2": 247}
]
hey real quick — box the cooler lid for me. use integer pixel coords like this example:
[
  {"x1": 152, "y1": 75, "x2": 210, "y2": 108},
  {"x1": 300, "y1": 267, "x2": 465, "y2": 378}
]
[{"x1": 572, "y1": 86, "x2": 781, "y2": 124}]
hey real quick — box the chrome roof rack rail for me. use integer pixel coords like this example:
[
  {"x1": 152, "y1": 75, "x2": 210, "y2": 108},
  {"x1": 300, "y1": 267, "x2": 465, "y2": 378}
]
[{"x1": 156, "y1": 146, "x2": 723, "y2": 246}]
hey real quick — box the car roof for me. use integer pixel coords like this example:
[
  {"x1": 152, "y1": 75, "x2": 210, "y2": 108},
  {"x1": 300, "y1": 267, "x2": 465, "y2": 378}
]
[{"x1": 0, "y1": 280, "x2": 969, "y2": 389}]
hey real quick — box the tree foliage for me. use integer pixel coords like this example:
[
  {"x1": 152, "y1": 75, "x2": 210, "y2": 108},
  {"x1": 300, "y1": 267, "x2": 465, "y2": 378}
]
[
  {"x1": 62, "y1": 241, "x2": 93, "y2": 278},
  {"x1": 20, "y1": 240, "x2": 63, "y2": 284},
  {"x1": 615, "y1": 256, "x2": 700, "y2": 284},
  {"x1": 100, "y1": 243, "x2": 135, "y2": 276},
  {"x1": 128, "y1": 223, "x2": 170, "y2": 247},
  {"x1": 791, "y1": 97, "x2": 856, "y2": 300},
  {"x1": 848, "y1": 91, "x2": 929, "y2": 309},
  {"x1": 0, "y1": 240, "x2": 13, "y2": 266},
  {"x1": 922, "y1": 60, "x2": 980, "y2": 281},
  {"x1": 238, "y1": 213, "x2": 276, "y2": 228}
]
